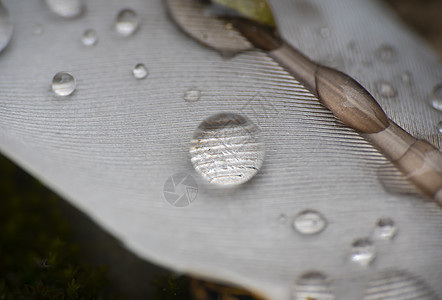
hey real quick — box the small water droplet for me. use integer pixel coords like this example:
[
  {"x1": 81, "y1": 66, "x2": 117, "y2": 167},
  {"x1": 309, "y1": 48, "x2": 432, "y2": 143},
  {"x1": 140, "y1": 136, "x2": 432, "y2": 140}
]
[
  {"x1": 350, "y1": 238, "x2": 376, "y2": 266},
  {"x1": 376, "y1": 44, "x2": 397, "y2": 62},
  {"x1": 294, "y1": 271, "x2": 335, "y2": 300},
  {"x1": 293, "y1": 210, "x2": 327, "y2": 235},
  {"x1": 401, "y1": 71, "x2": 412, "y2": 83},
  {"x1": 44, "y1": 0, "x2": 84, "y2": 18},
  {"x1": 81, "y1": 29, "x2": 98, "y2": 46},
  {"x1": 183, "y1": 88, "x2": 201, "y2": 102},
  {"x1": 189, "y1": 113, "x2": 265, "y2": 186},
  {"x1": 0, "y1": 3, "x2": 13, "y2": 53},
  {"x1": 319, "y1": 27, "x2": 330, "y2": 38},
  {"x1": 429, "y1": 84, "x2": 442, "y2": 112},
  {"x1": 376, "y1": 81, "x2": 397, "y2": 98},
  {"x1": 373, "y1": 218, "x2": 397, "y2": 240},
  {"x1": 52, "y1": 72, "x2": 76, "y2": 96},
  {"x1": 438, "y1": 121, "x2": 442, "y2": 134},
  {"x1": 132, "y1": 63, "x2": 148, "y2": 80},
  {"x1": 278, "y1": 214, "x2": 287, "y2": 223},
  {"x1": 364, "y1": 270, "x2": 438, "y2": 300},
  {"x1": 32, "y1": 24, "x2": 44, "y2": 36},
  {"x1": 115, "y1": 9, "x2": 140, "y2": 36}
]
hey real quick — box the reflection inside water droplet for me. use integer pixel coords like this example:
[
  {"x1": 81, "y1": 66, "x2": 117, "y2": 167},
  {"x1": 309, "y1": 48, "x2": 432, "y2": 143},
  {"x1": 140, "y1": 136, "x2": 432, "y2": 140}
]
[
  {"x1": 81, "y1": 29, "x2": 98, "y2": 46},
  {"x1": 184, "y1": 88, "x2": 201, "y2": 102},
  {"x1": 430, "y1": 84, "x2": 442, "y2": 112},
  {"x1": 293, "y1": 210, "x2": 327, "y2": 235},
  {"x1": 44, "y1": 0, "x2": 84, "y2": 18},
  {"x1": 376, "y1": 81, "x2": 397, "y2": 98},
  {"x1": 132, "y1": 63, "x2": 148, "y2": 79},
  {"x1": 438, "y1": 121, "x2": 442, "y2": 134},
  {"x1": 350, "y1": 238, "x2": 375, "y2": 266},
  {"x1": 294, "y1": 271, "x2": 335, "y2": 300},
  {"x1": 52, "y1": 72, "x2": 76, "y2": 96},
  {"x1": 0, "y1": 3, "x2": 13, "y2": 53},
  {"x1": 373, "y1": 218, "x2": 397, "y2": 240},
  {"x1": 189, "y1": 113, "x2": 264, "y2": 186},
  {"x1": 115, "y1": 9, "x2": 140, "y2": 36}
]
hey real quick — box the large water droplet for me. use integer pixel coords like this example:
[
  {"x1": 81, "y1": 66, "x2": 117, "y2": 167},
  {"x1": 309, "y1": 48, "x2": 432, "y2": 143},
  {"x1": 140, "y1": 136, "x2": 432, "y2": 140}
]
[
  {"x1": 294, "y1": 271, "x2": 335, "y2": 300},
  {"x1": 429, "y1": 84, "x2": 442, "y2": 112},
  {"x1": 115, "y1": 9, "x2": 140, "y2": 36},
  {"x1": 81, "y1": 29, "x2": 98, "y2": 46},
  {"x1": 364, "y1": 270, "x2": 438, "y2": 300},
  {"x1": 0, "y1": 2, "x2": 13, "y2": 53},
  {"x1": 350, "y1": 238, "x2": 376, "y2": 266},
  {"x1": 293, "y1": 210, "x2": 327, "y2": 235},
  {"x1": 44, "y1": 0, "x2": 84, "y2": 18},
  {"x1": 132, "y1": 63, "x2": 148, "y2": 79},
  {"x1": 373, "y1": 218, "x2": 397, "y2": 240},
  {"x1": 376, "y1": 81, "x2": 397, "y2": 98},
  {"x1": 52, "y1": 72, "x2": 76, "y2": 96},
  {"x1": 184, "y1": 88, "x2": 201, "y2": 102},
  {"x1": 189, "y1": 113, "x2": 265, "y2": 186},
  {"x1": 376, "y1": 44, "x2": 397, "y2": 62}
]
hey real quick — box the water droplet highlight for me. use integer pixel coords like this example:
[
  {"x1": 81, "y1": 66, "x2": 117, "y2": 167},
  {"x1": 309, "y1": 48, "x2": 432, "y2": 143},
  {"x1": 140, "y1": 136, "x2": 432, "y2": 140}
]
[
  {"x1": 44, "y1": 0, "x2": 84, "y2": 18},
  {"x1": 115, "y1": 9, "x2": 140, "y2": 36},
  {"x1": 294, "y1": 271, "x2": 335, "y2": 300},
  {"x1": 364, "y1": 270, "x2": 438, "y2": 300},
  {"x1": 189, "y1": 113, "x2": 265, "y2": 186},
  {"x1": 350, "y1": 238, "x2": 376, "y2": 266},
  {"x1": 376, "y1": 44, "x2": 397, "y2": 62},
  {"x1": 183, "y1": 88, "x2": 201, "y2": 102},
  {"x1": 373, "y1": 218, "x2": 397, "y2": 240},
  {"x1": 438, "y1": 121, "x2": 442, "y2": 134},
  {"x1": 52, "y1": 72, "x2": 76, "y2": 96},
  {"x1": 429, "y1": 84, "x2": 442, "y2": 112},
  {"x1": 81, "y1": 29, "x2": 98, "y2": 46},
  {"x1": 0, "y1": 3, "x2": 13, "y2": 53},
  {"x1": 376, "y1": 81, "x2": 397, "y2": 98},
  {"x1": 132, "y1": 63, "x2": 148, "y2": 79},
  {"x1": 293, "y1": 210, "x2": 327, "y2": 235}
]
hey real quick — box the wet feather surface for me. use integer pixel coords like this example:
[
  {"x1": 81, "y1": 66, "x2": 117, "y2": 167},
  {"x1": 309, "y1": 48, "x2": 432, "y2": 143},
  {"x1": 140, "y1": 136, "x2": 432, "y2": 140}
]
[{"x1": 0, "y1": 0, "x2": 441, "y2": 299}]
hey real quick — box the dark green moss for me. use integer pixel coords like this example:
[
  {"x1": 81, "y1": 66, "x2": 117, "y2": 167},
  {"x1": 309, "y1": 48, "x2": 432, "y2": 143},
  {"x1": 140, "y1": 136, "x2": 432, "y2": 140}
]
[
  {"x1": 151, "y1": 275, "x2": 192, "y2": 300},
  {"x1": 0, "y1": 154, "x2": 120, "y2": 300}
]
